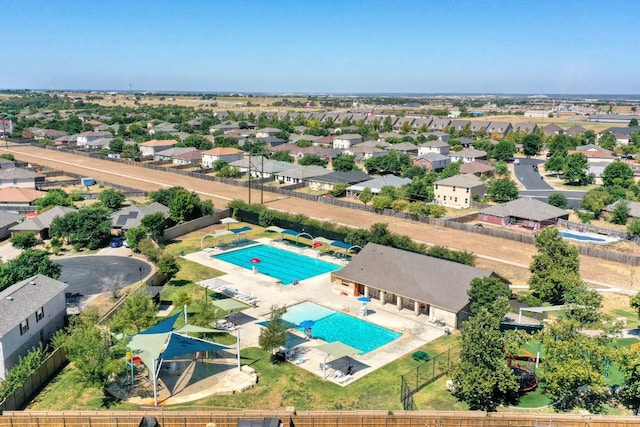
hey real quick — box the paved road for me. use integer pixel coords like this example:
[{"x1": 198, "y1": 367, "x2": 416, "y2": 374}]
[
  {"x1": 3, "y1": 143, "x2": 635, "y2": 291},
  {"x1": 515, "y1": 157, "x2": 586, "y2": 208}
]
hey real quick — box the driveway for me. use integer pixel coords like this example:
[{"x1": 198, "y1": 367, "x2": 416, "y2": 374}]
[{"x1": 57, "y1": 255, "x2": 152, "y2": 297}]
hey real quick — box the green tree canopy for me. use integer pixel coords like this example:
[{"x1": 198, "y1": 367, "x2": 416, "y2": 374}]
[
  {"x1": 598, "y1": 132, "x2": 617, "y2": 151},
  {"x1": 467, "y1": 277, "x2": 511, "y2": 317},
  {"x1": 258, "y1": 305, "x2": 289, "y2": 357},
  {"x1": 50, "y1": 205, "x2": 112, "y2": 250},
  {"x1": 522, "y1": 133, "x2": 543, "y2": 156},
  {"x1": 601, "y1": 160, "x2": 633, "y2": 188},
  {"x1": 547, "y1": 193, "x2": 569, "y2": 209},
  {"x1": 332, "y1": 154, "x2": 356, "y2": 172},
  {"x1": 0, "y1": 249, "x2": 62, "y2": 291},
  {"x1": 98, "y1": 189, "x2": 126, "y2": 211},
  {"x1": 9, "y1": 231, "x2": 40, "y2": 250},
  {"x1": 35, "y1": 188, "x2": 73, "y2": 211},
  {"x1": 298, "y1": 154, "x2": 328, "y2": 167},
  {"x1": 492, "y1": 140, "x2": 517, "y2": 161},
  {"x1": 110, "y1": 288, "x2": 158, "y2": 333},
  {"x1": 486, "y1": 178, "x2": 519, "y2": 202},
  {"x1": 141, "y1": 212, "x2": 167, "y2": 240},
  {"x1": 562, "y1": 153, "x2": 589, "y2": 185}
]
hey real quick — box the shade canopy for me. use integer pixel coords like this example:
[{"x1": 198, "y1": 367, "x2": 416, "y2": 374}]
[
  {"x1": 220, "y1": 217, "x2": 239, "y2": 225},
  {"x1": 316, "y1": 341, "x2": 359, "y2": 360},
  {"x1": 358, "y1": 296, "x2": 372, "y2": 303},
  {"x1": 300, "y1": 320, "x2": 315, "y2": 328}
]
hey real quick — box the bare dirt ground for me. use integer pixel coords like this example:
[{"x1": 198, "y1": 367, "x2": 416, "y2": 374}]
[{"x1": 4, "y1": 143, "x2": 637, "y2": 292}]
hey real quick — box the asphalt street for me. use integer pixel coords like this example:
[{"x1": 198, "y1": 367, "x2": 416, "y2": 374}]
[{"x1": 514, "y1": 157, "x2": 586, "y2": 208}]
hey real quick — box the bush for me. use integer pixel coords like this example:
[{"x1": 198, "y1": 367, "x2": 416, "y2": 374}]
[{"x1": 10, "y1": 231, "x2": 40, "y2": 249}]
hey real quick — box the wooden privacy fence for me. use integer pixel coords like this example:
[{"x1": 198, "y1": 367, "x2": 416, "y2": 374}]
[{"x1": 2, "y1": 411, "x2": 640, "y2": 427}]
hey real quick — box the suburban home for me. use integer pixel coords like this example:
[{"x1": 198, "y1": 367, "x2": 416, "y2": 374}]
[
  {"x1": 307, "y1": 171, "x2": 371, "y2": 192},
  {"x1": 512, "y1": 122, "x2": 538, "y2": 134},
  {"x1": 331, "y1": 243, "x2": 493, "y2": 328},
  {"x1": 428, "y1": 118, "x2": 451, "y2": 131},
  {"x1": 385, "y1": 141, "x2": 418, "y2": 156},
  {"x1": 343, "y1": 145, "x2": 386, "y2": 164},
  {"x1": 433, "y1": 173, "x2": 485, "y2": 209},
  {"x1": 477, "y1": 198, "x2": 569, "y2": 231},
  {"x1": 345, "y1": 175, "x2": 411, "y2": 198},
  {"x1": 0, "y1": 119, "x2": 13, "y2": 135},
  {"x1": 412, "y1": 153, "x2": 451, "y2": 172},
  {"x1": 598, "y1": 126, "x2": 640, "y2": 146},
  {"x1": 469, "y1": 121, "x2": 491, "y2": 136},
  {"x1": 411, "y1": 117, "x2": 432, "y2": 131},
  {"x1": 0, "y1": 168, "x2": 39, "y2": 189},
  {"x1": 418, "y1": 140, "x2": 451, "y2": 156},
  {"x1": 228, "y1": 157, "x2": 296, "y2": 178},
  {"x1": 153, "y1": 146, "x2": 199, "y2": 162},
  {"x1": 274, "y1": 165, "x2": 332, "y2": 185},
  {"x1": 76, "y1": 131, "x2": 113, "y2": 147},
  {"x1": 22, "y1": 128, "x2": 68, "y2": 140},
  {"x1": 0, "y1": 158, "x2": 15, "y2": 169},
  {"x1": 0, "y1": 211, "x2": 24, "y2": 241},
  {"x1": 459, "y1": 160, "x2": 495, "y2": 177},
  {"x1": 255, "y1": 128, "x2": 281, "y2": 138},
  {"x1": 449, "y1": 120, "x2": 470, "y2": 133},
  {"x1": 84, "y1": 137, "x2": 113, "y2": 150},
  {"x1": 392, "y1": 118, "x2": 414, "y2": 131},
  {"x1": 172, "y1": 149, "x2": 203, "y2": 166},
  {"x1": 486, "y1": 121, "x2": 513, "y2": 138},
  {"x1": 0, "y1": 187, "x2": 47, "y2": 210},
  {"x1": 602, "y1": 200, "x2": 640, "y2": 222},
  {"x1": 149, "y1": 121, "x2": 178, "y2": 135},
  {"x1": 333, "y1": 134, "x2": 363, "y2": 149},
  {"x1": 0, "y1": 275, "x2": 68, "y2": 379},
  {"x1": 449, "y1": 148, "x2": 487, "y2": 163},
  {"x1": 420, "y1": 131, "x2": 450, "y2": 142},
  {"x1": 543, "y1": 124, "x2": 565, "y2": 136},
  {"x1": 567, "y1": 146, "x2": 616, "y2": 180},
  {"x1": 139, "y1": 139, "x2": 178, "y2": 158},
  {"x1": 111, "y1": 202, "x2": 170, "y2": 234},
  {"x1": 564, "y1": 125, "x2": 588, "y2": 137},
  {"x1": 9, "y1": 205, "x2": 77, "y2": 239},
  {"x1": 201, "y1": 147, "x2": 245, "y2": 168}
]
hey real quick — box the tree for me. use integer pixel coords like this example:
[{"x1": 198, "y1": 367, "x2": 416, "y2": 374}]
[
  {"x1": 371, "y1": 195, "x2": 393, "y2": 210},
  {"x1": 426, "y1": 246, "x2": 476, "y2": 266},
  {"x1": 359, "y1": 187, "x2": 373, "y2": 205},
  {"x1": 631, "y1": 292, "x2": 640, "y2": 320},
  {"x1": 332, "y1": 154, "x2": 356, "y2": 172},
  {"x1": 544, "y1": 154, "x2": 566, "y2": 176},
  {"x1": 298, "y1": 154, "x2": 327, "y2": 167},
  {"x1": 191, "y1": 299, "x2": 217, "y2": 327},
  {"x1": 448, "y1": 308, "x2": 520, "y2": 411},
  {"x1": 609, "y1": 201, "x2": 629, "y2": 225},
  {"x1": 629, "y1": 118, "x2": 638, "y2": 127},
  {"x1": 0, "y1": 344, "x2": 45, "y2": 400},
  {"x1": 522, "y1": 133, "x2": 543, "y2": 157},
  {"x1": 157, "y1": 254, "x2": 180, "y2": 281},
  {"x1": 9, "y1": 231, "x2": 40, "y2": 250},
  {"x1": 467, "y1": 277, "x2": 511, "y2": 317},
  {"x1": 122, "y1": 143, "x2": 139, "y2": 159},
  {"x1": 124, "y1": 226, "x2": 148, "y2": 251},
  {"x1": 258, "y1": 305, "x2": 289, "y2": 358},
  {"x1": 580, "y1": 188, "x2": 612, "y2": 218},
  {"x1": 598, "y1": 132, "x2": 617, "y2": 151},
  {"x1": 492, "y1": 140, "x2": 516, "y2": 161},
  {"x1": 168, "y1": 188, "x2": 213, "y2": 222},
  {"x1": 547, "y1": 193, "x2": 569, "y2": 209},
  {"x1": 99, "y1": 189, "x2": 126, "y2": 211},
  {"x1": 601, "y1": 160, "x2": 633, "y2": 187},
  {"x1": 528, "y1": 228, "x2": 582, "y2": 305},
  {"x1": 141, "y1": 212, "x2": 167, "y2": 240},
  {"x1": 50, "y1": 205, "x2": 112, "y2": 250},
  {"x1": 182, "y1": 134, "x2": 212, "y2": 150},
  {"x1": 110, "y1": 288, "x2": 158, "y2": 333},
  {"x1": 55, "y1": 308, "x2": 120, "y2": 386},
  {"x1": 35, "y1": 188, "x2": 73, "y2": 210},
  {"x1": 270, "y1": 150, "x2": 293, "y2": 163},
  {"x1": 109, "y1": 137, "x2": 124, "y2": 152},
  {"x1": 627, "y1": 217, "x2": 640, "y2": 237},
  {"x1": 0, "y1": 249, "x2": 61, "y2": 290},
  {"x1": 562, "y1": 153, "x2": 589, "y2": 185},
  {"x1": 486, "y1": 178, "x2": 518, "y2": 202}
]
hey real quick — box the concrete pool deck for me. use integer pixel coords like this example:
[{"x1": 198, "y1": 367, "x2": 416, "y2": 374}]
[{"x1": 182, "y1": 238, "x2": 448, "y2": 386}]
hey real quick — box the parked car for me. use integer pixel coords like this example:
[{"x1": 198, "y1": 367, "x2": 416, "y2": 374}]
[{"x1": 110, "y1": 237, "x2": 124, "y2": 248}]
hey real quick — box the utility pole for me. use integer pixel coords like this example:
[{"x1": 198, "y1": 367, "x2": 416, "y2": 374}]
[{"x1": 247, "y1": 139, "x2": 252, "y2": 205}]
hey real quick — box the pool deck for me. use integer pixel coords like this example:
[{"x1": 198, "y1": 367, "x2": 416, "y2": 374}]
[{"x1": 182, "y1": 238, "x2": 447, "y2": 387}]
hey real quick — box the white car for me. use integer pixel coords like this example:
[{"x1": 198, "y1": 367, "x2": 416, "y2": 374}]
[{"x1": 514, "y1": 159, "x2": 520, "y2": 165}]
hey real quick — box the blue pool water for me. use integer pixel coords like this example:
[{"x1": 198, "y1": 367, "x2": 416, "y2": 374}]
[
  {"x1": 559, "y1": 230, "x2": 607, "y2": 243},
  {"x1": 282, "y1": 301, "x2": 401, "y2": 354},
  {"x1": 213, "y1": 244, "x2": 340, "y2": 285}
]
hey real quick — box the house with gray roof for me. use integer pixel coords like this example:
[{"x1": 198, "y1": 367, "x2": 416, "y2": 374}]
[
  {"x1": 9, "y1": 205, "x2": 77, "y2": 239},
  {"x1": 111, "y1": 202, "x2": 170, "y2": 233},
  {"x1": 418, "y1": 140, "x2": 450, "y2": 156},
  {"x1": 307, "y1": 171, "x2": 371, "y2": 192},
  {"x1": 333, "y1": 134, "x2": 363, "y2": 149},
  {"x1": 274, "y1": 165, "x2": 333, "y2": 185},
  {"x1": 153, "y1": 146, "x2": 199, "y2": 162},
  {"x1": 478, "y1": 198, "x2": 569, "y2": 230},
  {"x1": 449, "y1": 148, "x2": 487, "y2": 163},
  {"x1": 486, "y1": 122, "x2": 513, "y2": 138},
  {"x1": 385, "y1": 141, "x2": 418, "y2": 156},
  {"x1": 434, "y1": 173, "x2": 485, "y2": 209},
  {"x1": 512, "y1": 122, "x2": 538, "y2": 134},
  {"x1": 0, "y1": 158, "x2": 15, "y2": 169},
  {"x1": 229, "y1": 157, "x2": 296, "y2": 178},
  {"x1": 602, "y1": 200, "x2": 640, "y2": 222},
  {"x1": 331, "y1": 243, "x2": 493, "y2": 327},
  {"x1": 0, "y1": 211, "x2": 24, "y2": 241},
  {"x1": 0, "y1": 168, "x2": 39, "y2": 189},
  {"x1": 0, "y1": 275, "x2": 68, "y2": 379},
  {"x1": 428, "y1": 118, "x2": 451, "y2": 131},
  {"x1": 345, "y1": 175, "x2": 411, "y2": 198},
  {"x1": 543, "y1": 124, "x2": 565, "y2": 136},
  {"x1": 412, "y1": 153, "x2": 451, "y2": 172}
]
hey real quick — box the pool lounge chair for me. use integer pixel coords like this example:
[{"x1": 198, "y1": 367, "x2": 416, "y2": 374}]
[
  {"x1": 338, "y1": 374, "x2": 353, "y2": 384},
  {"x1": 293, "y1": 357, "x2": 307, "y2": 365}
]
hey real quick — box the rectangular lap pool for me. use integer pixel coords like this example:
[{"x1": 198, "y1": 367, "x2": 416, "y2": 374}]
[
  {"x1": 213, "y1": 244, "x2": 340, "y2": 285},
  {"x1": 282, "y1": 301, "x2": 401, "y2": 354}
]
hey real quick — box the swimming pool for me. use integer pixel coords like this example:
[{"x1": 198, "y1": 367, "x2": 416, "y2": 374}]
[
  {"x1": 213, "y1": 244, "x2": 340, "y2": 284},
  {"x1": 559, "y1": 229, "x2": 615, "y2": 244},
  {"x1": 282, "y1": 301, "x2": 401, "y2": 354}
]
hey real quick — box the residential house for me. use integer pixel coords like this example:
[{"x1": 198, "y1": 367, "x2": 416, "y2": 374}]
[
  {"x1": 0, "y1": 211, "x2": 24, "y2": 241},
  {"x1": 568, "y1": 145, "x2": 616, "y2": 179},
  {"x1": 486, "y1": 122, "x2": 513, "y2": 138},
  {"x1": 333, "y1": 134, "x2": 363, "y2": 149},
  {"x1": 478, "y1": 198, "x2": 569, "y2": 231},
  {"x1": 9, "y1": 206, "x2": 77, "y2": 239},
  {"x1": 345, "y1": 175, "x2": 411, "y2": 198},
  {"x1": 459, "y1": 160, "x2": 495, "y2": 177},
  {"x1": 0, "y1": 119, "x2": 13, "y2": 135},
  {"x1": 331, "y1": 243, "x2": 493, "y2": 327},
  {"x1": 111, "y1": 202, "x2": 170, "y2": 234},
  {"x1": 448, "y1": 120, "x2": 470, "y2": 133},
  {"x1": 0, "y1": 187, "x2": 47, "y2": 210},
  {"x1": 433, "y1": 173, "x2": 485, "y2": 209},
  {"x1": 84, "y1": 137, "x2": 113, "y2": 150},
  {"x1": 428, "y1": 118, "x2": 451, "y2": 131},
  {"x1": 469, "y1": 121, "x2": 491, "y2": 137},
  {"x1": 392, "y1": 118, "x2": 414, "y2": 131},
  {"x1": 456, "y1": 137, "x2": 475, "y2": 148},
  {"x1": 76, "y1": 131, "x2": 113, "y2": 147},
  {"x1": 0, "y1": 275, "x2": 68, "y2": 379},
  {"x1": 307, "y1": 171, "x2": 371, "y2": 192},
  {"x1": 274, "y1": 165, "x2": 332, "y2": 185},
  {"x1": 602, "y1": 200, "x2": 640, "y2": 222},
  {"x1": 139, "y1": 139, "x2": 178, "y2": 158},
  {"x1": 201, "y1": 147, "x2": 245, "y2": 168},
  {"x1": 564, "y1": 125, "x2": 588, "y2": 137},
  {"x1": 411, "y1": 117, "x2": 432, "y2": 131},
  {"x1": 0, "y1": 168, "x2": 39, "y2": 189},
  {"x1": 172, "y1": 149, "x2": 203, "y2": 166},
  {"x1": 255, "y1": 128, "x2": 281, "y2": 138},
  {"x1": 543, "y1": 124, "x2": 565, "y2": 136},
  {"x1": 228, "y1": 157, "x2": 295, "y2": 178},
  {"x1": 0, "y1": 158, "x2": 15, "y2": 169},
  {"x1": 149, "y1": 122, "x2": 178, "y2": 135},
  {"x1": 512, "y1": 122, "x2": 538, "y2": 134},
  {"x1": 343, "y1": 146, "x2": 386, "y2": 165},
  {"x1": 412, "y1": 153, "x2": 451, "y2": 172},
  {"x1": 378, "y1": 132, "x2": 403, "y2": 142},
  {"x1": 154, "y1": 147, "x2": 199, "y2": 162},
  {"x1": 385, "y1": 141, "x2": 418, "y2": 156},
  {"x1": 420, "y1": 131, "x2": 450, "y2": 142},
  {"x1": 449, "y1": 148, "x2": 487, "y2": 163}
]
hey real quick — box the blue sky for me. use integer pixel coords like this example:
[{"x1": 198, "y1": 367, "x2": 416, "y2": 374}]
[{"x1": 2, "y1": 0, "x2": 638, "y2": 94}]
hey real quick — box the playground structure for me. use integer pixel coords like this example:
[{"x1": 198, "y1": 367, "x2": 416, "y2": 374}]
[{"x1": 506, "y1": 348, "x2": 539, "y2": 393}]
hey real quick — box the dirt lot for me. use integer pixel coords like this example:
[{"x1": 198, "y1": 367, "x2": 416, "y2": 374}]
[{"x1": 4, "y1": 143, "x2": 637, "y2": 292}]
